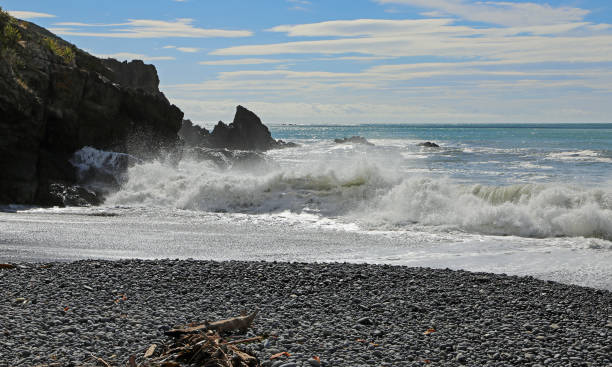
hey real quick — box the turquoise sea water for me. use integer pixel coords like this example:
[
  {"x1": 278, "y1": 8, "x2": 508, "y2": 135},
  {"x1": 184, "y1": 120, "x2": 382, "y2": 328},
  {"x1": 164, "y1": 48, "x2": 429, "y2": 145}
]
[{"x1": 270, "y1": 123, "x2": 612, "y2": 186}]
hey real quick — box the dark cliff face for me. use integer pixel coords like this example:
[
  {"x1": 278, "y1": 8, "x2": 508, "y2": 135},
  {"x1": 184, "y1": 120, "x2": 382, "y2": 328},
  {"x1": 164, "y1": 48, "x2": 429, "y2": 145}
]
[{"x1": 0, "y1": 12, "x2": 183, "y2": 205}]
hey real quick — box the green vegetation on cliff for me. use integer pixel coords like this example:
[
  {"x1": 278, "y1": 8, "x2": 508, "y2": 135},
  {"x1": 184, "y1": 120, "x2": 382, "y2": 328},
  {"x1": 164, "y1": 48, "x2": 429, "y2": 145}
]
[
  {"x1": 0, "y1": 7, "x2": 20, "y2": 48},
  {"x1": 43, "y1": 37, "x2": 75, "y2": 64}
]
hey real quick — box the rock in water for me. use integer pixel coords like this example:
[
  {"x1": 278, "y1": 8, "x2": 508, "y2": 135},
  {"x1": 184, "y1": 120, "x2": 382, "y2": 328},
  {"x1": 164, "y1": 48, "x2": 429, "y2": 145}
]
[
  {"x1": 210, "y1": 105, "x2": 275, "y2": 151},
  {"x1": 179, "y1": 106, "x2": 297, "y2": 151},
  {"x1": 0, "y1": 13, "x2": 183, "y2": 205},
  {"x1": 38, "y1": 183, "x2": 101, "y2": 207},
  {"x1": 417, "y1": 141, "x2": 440, "y2": 148}
]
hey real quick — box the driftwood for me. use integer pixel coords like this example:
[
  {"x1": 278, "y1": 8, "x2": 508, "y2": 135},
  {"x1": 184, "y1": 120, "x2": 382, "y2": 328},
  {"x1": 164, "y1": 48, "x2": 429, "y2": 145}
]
[
  {"x1": 143, "y1": 344, "x2": 156, "y2": 359},
  {"x1": 166, "y1": 310, "x2": 259, "y2": 337},
  {"x1": 140, "y1": 331, "x2": 260, "y2": 367}
]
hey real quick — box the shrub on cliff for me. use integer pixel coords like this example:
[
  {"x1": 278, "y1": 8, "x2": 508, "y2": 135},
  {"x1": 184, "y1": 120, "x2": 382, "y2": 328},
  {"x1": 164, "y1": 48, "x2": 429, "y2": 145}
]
[
  {"x1": 43, "y1": 36, "x2": 75, "y2": 64},
  {"x1": 0, "y1": 7, "x2": 21, "y2": 50}
]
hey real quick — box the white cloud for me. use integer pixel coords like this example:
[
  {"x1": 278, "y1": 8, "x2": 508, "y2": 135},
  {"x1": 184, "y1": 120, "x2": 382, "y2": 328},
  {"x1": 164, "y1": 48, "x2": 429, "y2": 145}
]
[
  {"x1": 376, "y1": 0, "x2": 589, "y2": 27},
  {"x1": 286, "y1": 0, "x2": 311, "y2": 11},
  {"x1": 7, "y1": 10, "x2": 56, "y2": 19},
  {"x1": 164, "y1": 46, "x2": 201, "y2": 53},
  {"x1": 269, "y1": 18, "x2": 454, "y2": 37},
  {"x1": 49, "y1": 18, "x2": 252, "y2": 38},
  {"x1": 211, "y1": 18, "x2": 612, "y2": 66},
  {"x1": 200, "y1": 58, "x2": 290, "y2": 66},
  {"x1": 176, "y1": 47, "x2": 200, "y2": 53},
  {"x1": 93, "y1": 52, "x2": 175, "y2": 61}
]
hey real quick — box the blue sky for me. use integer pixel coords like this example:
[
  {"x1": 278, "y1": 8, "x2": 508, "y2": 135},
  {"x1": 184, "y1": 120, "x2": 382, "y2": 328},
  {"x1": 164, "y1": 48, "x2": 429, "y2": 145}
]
[{"x1": 4, "y1": 0, "x2": 612, "y2": 124}]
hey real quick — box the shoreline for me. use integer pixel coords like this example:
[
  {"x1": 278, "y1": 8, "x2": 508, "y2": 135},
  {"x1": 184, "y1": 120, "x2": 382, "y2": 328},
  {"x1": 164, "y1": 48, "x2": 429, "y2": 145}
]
[{"x1": 1, "y1": 259, "x2": 610, "y2": 366}]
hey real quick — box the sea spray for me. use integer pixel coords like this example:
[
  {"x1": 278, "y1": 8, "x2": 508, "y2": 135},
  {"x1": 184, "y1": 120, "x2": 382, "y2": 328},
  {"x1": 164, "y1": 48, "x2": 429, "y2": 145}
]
[
  {"x1": 106, "y1": 156, "x2": 392, "y2": 215},
  {"x1": 106, "y1": 147, "x2": 612, "y2": 240},
  {"x1": 355, "y1": 177, "x2": 612, "y2": 240},
  {"x1": 70, "y1": 147, "x2": 136, "y2": 192}
]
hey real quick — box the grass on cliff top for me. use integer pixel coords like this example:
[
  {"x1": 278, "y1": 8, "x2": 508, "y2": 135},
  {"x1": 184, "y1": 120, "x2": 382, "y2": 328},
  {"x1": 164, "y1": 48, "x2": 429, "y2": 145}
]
[
  {"x1": 43, "y1": 36, "x2": 75, "y2": 64},
  {"x1": 0, "y1": 7, "x2": 21, "y2": 51}
]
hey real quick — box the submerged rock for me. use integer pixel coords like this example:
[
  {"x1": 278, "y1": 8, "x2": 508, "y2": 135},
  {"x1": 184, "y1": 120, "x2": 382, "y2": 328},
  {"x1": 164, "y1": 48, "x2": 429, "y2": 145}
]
[
  {"x1": 0, "y1": 12, "x2": 183, "y2": 205},
  {"x1": 334, "y1": 136, "x2": 374, "y2": 146},
  {"x1": 418, "y1": 141, "x2": 440, "y2": 148}
]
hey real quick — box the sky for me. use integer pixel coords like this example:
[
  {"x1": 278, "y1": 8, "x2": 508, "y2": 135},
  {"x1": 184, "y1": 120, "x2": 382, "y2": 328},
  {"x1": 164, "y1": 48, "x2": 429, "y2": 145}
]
[{"x1": 4, "y1": 0, "x2": 612, "y2": 124}]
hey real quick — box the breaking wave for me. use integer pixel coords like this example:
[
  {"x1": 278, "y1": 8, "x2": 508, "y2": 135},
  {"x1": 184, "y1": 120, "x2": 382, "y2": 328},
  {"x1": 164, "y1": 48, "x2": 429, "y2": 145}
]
[{"x1": 105, "y1": 153, "x2": 612, "y2": 241}]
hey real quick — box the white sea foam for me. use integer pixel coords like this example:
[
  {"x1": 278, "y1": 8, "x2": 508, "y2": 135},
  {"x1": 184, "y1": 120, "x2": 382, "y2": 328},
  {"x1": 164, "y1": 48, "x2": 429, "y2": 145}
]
[
  {"x1": 547, "y1": 150, "x2": 612, "y2": 163},
  {"x1": 106, "y1": 149, "x2": 612, "y2": 241},
  {"x1": 355, "y1": 178, "x2": 612, "y2": 240}
]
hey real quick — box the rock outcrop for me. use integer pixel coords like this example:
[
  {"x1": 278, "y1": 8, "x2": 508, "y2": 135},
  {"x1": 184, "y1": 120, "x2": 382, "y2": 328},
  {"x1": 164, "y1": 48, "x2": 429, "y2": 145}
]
[
  {"x1": 0, "y1": 11, "x2": 183, "y2": 205},
  {"x1": 178, "y1": 105, "x2": 296, "y2": 151},
  {"x1": 418, "y1": 141, "x2": 440, "y2": 148}
]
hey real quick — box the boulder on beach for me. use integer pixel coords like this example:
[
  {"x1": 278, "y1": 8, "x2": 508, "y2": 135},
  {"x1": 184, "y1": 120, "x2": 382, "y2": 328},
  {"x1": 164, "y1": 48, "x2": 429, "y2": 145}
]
[
  {"x1": 418, "y1": 141, "x2": 440, "y2": 148},
  {"x1": 334, "y1": 136, "x2": 374, "y2": 146}
]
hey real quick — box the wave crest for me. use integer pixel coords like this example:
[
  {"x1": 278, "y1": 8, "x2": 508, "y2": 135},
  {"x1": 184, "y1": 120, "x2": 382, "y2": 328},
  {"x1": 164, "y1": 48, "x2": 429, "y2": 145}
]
[{"x1": 106, "y1": 154, "x2": 612, "y2": 241}]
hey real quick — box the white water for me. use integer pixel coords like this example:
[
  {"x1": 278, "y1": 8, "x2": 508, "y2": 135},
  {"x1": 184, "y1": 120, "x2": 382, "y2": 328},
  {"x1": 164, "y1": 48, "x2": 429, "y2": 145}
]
[
  {"x1": 2, "y1": 138, "x2": 611, "y2": 290},
  {"x1": 103, "y1": 149, "x2": 612, "y2": 242}
]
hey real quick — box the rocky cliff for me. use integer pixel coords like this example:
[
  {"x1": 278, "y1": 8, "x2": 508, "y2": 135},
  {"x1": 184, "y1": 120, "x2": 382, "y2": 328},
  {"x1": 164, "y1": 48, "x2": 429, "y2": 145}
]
[{"x1": 0, "y1": 10, "x2": 183, "y2": 205}]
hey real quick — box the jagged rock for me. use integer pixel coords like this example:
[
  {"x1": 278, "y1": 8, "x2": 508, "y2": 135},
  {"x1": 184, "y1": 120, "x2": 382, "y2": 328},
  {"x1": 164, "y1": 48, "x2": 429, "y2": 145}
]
[
  {"x1": 210, "y1": 106, "x2": 276, "y2": 151},
  {"x1": 179, "y1": 119, "x2": 212, "y2": 147},
  {"x1": 100, "y1": 59, "x2": 160, "y2": 95},
  {"x1": 0, "y1": 12, "x2": 183, "y2": 205},
  {"x1": 418, "y1": 141, "x2": 440, "y2": 148},
  {"x1": 334, "y1": 136, "x2": 374, "y2": 146},
  {"x1": 179, "y1": 106, "x2": 298, "y2": 151},
  {"x1": 38, "y1": 183, "x2": 101, "y2": 207}
]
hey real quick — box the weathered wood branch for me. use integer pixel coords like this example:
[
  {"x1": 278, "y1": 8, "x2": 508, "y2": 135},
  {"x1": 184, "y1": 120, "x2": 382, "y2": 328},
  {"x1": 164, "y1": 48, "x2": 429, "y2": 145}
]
[{"x1": 166, "y1": 310, "x2": 259, "y2": 337}]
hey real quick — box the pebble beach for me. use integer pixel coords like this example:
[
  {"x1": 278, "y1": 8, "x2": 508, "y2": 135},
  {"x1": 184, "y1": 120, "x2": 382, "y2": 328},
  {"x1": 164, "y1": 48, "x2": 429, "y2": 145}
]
[{"x1": 1, "y1": 260, "x2": 610, "y2": 366}]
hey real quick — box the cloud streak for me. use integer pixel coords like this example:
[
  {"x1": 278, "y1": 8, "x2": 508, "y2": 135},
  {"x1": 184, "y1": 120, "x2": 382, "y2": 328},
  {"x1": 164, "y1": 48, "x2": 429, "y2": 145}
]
[
  {"x1": 8, "y1": 10, "x2": 55, "y2": 19},
  {"x1": 375, "y1": 0, "x2": 589, "y2": 27},
  {"x1": 49, "y1": 18, "x2": 252, "y2": 38},
  {"x1": 200, "y1": 58, "x2": 291, "y2": 66}
]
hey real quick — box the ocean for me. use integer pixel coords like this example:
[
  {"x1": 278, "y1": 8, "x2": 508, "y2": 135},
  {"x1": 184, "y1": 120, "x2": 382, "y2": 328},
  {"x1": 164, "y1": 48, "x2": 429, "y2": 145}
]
[{"x1": 1, "y1": 123, "x2": 611, "y2": 289}]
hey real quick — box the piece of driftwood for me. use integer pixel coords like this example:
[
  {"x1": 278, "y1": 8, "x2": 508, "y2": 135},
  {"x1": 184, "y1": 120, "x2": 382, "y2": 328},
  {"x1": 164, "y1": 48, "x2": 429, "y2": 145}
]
[
  {"x1": 166, "y1": 310, "x2": 259, "y2": 337},
  {"x1": 143, "y1": 344, "x2": 156, "y2": 359}
]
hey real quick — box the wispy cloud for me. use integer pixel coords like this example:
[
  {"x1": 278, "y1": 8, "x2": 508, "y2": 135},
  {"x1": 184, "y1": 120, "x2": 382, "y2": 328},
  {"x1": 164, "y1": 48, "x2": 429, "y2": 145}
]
[
  {"x1": 163, "y1": 45, "x2": 200, "y2": 53},
  {"x1": 286, "y1": 0, "x2": 311, "y2": 11},
  {"x1": 213, "y1": 18, "x2": 612, "y2": 65},
  {"x1": 49, "y1": 18, "x2": 252, "y2": 38},
  {"x1": 269, "y1": 18, "x2": 454, "y2": 37},
  {"x1": 200, "y1": 58, "x2": 290, "y2": 66},
  {"x1": 93, "y1": 52, "x2": 175, "y2": 61},
  {"x1": 8, "y1": 10, "x2": 55, "y2": 19},
  {"x1": 375, "y1": 0, "x2": 589, "y2": 27}
]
